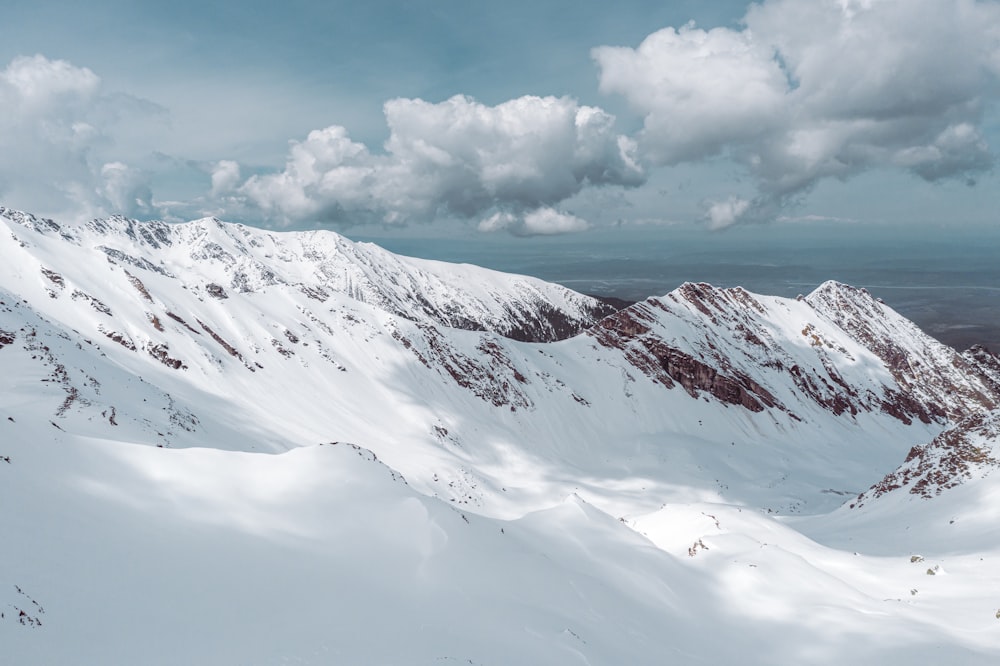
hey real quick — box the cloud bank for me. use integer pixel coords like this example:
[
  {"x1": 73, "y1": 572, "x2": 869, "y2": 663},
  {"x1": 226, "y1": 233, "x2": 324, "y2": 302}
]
[
  {"x1": 3, "y1": 1, "x2": 1000, "y2": 233},
  {"x1": 0, "y1": 55, "x2": 162, "y2": 220},
  {"x1": 237, "y1": 94, "x2": 644, "y2": 232},
  {"x1": 594, "y1": 0, "x2": 1000, "y2": 227},
  {"x1": 477, "y1": 207, "x2": 591, "y2": 236}
]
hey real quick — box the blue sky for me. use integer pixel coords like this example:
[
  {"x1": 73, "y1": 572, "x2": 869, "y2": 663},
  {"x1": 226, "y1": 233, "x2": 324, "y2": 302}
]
[{"x1": 2, "y1": 0, "x2": 999, "y2": 237}]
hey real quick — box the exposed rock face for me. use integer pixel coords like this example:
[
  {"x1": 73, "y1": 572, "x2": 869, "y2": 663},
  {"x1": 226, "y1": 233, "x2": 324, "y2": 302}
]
[
  {"x1": 854, "y1": 411, "x2": 1000, "y2": 505},
  {"x1": 491, "y1": 300, "x2": 618, "y2": 343},
  {"x1": 589, "y1": 303, "x2": 779, "y2": 413},
  {"x1": 964, "y1": 344, "x2": 1000, "y2": 397},
  {"x1": 661, "y1": 346, "x2": 780, "y2": 412},
  {"x1": 391, "y1": 324, "x2": 532, "y2": 411},
  {"x1": 590, "y1": 281, "x2": 1000, "y2": 424},
  {"x1": 806, "y1": 282, "x2": 997, "y2": 421},
  {"x1": 205, "y1": 283, "x2": 229, "y2": 299}
]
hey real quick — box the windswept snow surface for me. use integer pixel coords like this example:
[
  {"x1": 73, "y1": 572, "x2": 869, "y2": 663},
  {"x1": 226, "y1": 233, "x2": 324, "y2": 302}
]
[{"x1": 2, "y1": 208, "x2": 1000, "y2": 664}]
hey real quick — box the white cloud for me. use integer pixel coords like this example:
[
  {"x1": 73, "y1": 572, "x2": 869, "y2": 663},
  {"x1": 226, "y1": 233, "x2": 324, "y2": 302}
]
[
  {"x1": 522, "y1": 208, "x2": 590, "y2": 235},
  {"x1": 775, "y1": 214, "x2": 858, "y2": 225},
  {"x1": 478, "y1": 211, "x2": 518, "y2": 234},
  {"x1": 98, "y1": 162, "x2": 153, "y2": 217},
  {"x1": 478, "y1": 207, "x2": 591, "y2": 236},
  {"x1": 705, "y1": 197, "x2": 752, "y2": 230},
  {"x1": 2, "y1": 54, "x2": 100, "y2": 106},
  {"x1": 0, "y1": 55, "x2": 162, "y2": 220},
  {"x1": 7, "y1": 5, "x2": 998, "y2": 234},
  {"x1": 594, "y1": 23, "x2": 788, "y2": 164},
  {"x1": 593, "y1": 0, "x2": 1000, "y2": 224},
  {"x1": 237, "y1": 94, "x2": 644, "y2": 227},
  {"x1": 210, "y1": 160, "x2": 241, "y2": 196}
]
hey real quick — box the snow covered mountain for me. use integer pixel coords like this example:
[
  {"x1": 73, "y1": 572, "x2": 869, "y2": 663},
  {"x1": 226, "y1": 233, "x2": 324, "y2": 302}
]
[
  {"x1": 857, "y1": 410, "x2": 1000, "y2": 504},
  {"x1": 0, "y1": 207, "x2": 614, "y2": 343},
  {"x1": 591, "y1": 280, "x2": 999, "y2": 423},
  {"x1": 3, "y1": 208, "x2": 1000, "y2": 664}
]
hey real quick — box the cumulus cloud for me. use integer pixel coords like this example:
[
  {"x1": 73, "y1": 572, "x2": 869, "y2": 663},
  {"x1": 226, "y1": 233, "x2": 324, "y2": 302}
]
[
  {"x1": 3, "y1": 54, "x2": 100, "y2": 106},
  {"x1": 98, "y1": 162, "x2": 153, "y2": 217},
  {"x1": 477, "y1": 211, "x2": 518, "y2": 234},
  {"x1": 210, "y1": 160, "x2": 241, "y2": 196},
  {"x1": 237, "y1": 94, "x2": 644, "y2": 226},
  {"x1": 593, "y1": 0, "x2": 1000, "y2": 225},
  {"x1": 478, "y1": 207, "x2": 591, "y2": 236},
  {"x1": 705, "y1": 197, "x2": 753, "y2": 231},
  {"x1": 594, "y1": 22, "x2": 787, "y2": 165},
  {"x1": 0, "y1": 55, "x2": 163, "y2": 219}
]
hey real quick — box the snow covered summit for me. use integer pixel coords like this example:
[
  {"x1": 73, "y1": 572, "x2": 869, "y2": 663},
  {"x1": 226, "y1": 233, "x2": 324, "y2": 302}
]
[{"x1": 1, "y1": 206, "x2": 615, "y2": 343}]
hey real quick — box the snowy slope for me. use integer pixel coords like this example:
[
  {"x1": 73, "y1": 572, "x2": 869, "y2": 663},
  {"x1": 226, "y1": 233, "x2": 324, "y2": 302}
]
[
  {"x1": 0, "y1": 207, "x2": 614, "y2": 342},
  {"x1": 590, "y1": 281, "x2": 998, "y2": 424},
  {"x1": 854, "y1": 410, "x2": 1000, "y2": 506},
  {"x1": 3, "y1": 208, "x2": 1000, "y2": 664}
]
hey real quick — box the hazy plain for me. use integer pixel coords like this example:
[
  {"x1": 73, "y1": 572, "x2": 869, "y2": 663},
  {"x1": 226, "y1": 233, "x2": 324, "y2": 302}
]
[{"x1": 353, "y1": 222, "x2": 1000, "y2": 352}]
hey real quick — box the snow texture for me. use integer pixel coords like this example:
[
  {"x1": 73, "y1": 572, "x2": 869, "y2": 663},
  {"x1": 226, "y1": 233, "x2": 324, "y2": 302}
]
[{"x1": 2, "y1": 207, "x2": 1000, "y2": 664}]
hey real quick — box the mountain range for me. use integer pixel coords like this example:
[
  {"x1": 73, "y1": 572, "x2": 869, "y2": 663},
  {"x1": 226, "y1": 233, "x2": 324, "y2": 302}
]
[{"x1": 2, "y1": 206, "x2": 999, "y2": 664}]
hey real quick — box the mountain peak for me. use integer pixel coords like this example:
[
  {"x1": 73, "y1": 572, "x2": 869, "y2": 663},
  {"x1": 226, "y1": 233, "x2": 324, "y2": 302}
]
[
  {"x1": 1, "y1": 209, "x2": 615, "y2": 342},
  {"x1": 590, "y1": 280, "x2": 1000, "y2": 425}
]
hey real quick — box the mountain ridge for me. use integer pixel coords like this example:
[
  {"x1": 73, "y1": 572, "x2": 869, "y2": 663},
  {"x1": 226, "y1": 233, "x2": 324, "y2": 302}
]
[
  {"x1": 0, "y1": 206, "x2": 615, "y2": 343},
  {"x1": 3, "y1": 206, "x2": 1000, "y2": 664}
]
